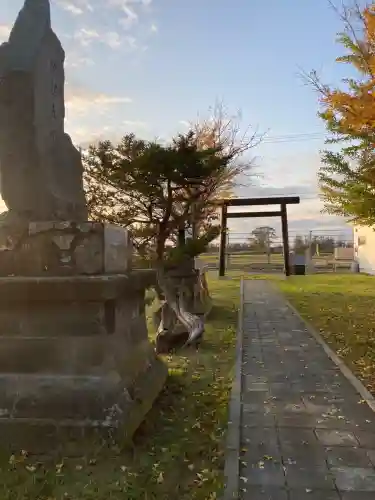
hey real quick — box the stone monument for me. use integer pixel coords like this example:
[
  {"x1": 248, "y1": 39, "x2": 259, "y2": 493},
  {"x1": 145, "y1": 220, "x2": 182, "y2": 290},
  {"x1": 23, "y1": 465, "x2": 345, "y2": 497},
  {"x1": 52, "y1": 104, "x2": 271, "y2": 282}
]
[
  {"x1": 0, "y1": 0, "x2": 87, "y2": 223},
  {"x1": 0, "y1": 0, "x2": 167, "y2": 452}
]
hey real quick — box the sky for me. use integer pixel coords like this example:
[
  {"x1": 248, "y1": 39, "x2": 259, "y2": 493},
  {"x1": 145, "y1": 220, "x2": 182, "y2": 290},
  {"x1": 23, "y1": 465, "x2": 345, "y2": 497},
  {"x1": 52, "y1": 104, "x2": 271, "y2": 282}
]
[{"x1": 0, "y1": 0, "x2": 361, "y2": 242}]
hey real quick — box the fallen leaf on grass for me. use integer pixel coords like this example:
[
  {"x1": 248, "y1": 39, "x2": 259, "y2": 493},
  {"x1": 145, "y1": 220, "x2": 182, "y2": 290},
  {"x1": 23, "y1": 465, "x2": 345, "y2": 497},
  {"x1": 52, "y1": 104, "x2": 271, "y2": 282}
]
[{"x1": 25, "y1": 465, "x2": 37, "y2": 473}]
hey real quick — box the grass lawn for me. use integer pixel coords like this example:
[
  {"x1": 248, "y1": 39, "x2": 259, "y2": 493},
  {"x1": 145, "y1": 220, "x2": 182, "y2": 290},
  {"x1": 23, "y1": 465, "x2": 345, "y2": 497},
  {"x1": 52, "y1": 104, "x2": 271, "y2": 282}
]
[
  {"x1": 277, "y1": 274, "x2": 375, "y2": 394},
  {"x1": 0, "y1": 274, "x2": 240, "y2": 500}
]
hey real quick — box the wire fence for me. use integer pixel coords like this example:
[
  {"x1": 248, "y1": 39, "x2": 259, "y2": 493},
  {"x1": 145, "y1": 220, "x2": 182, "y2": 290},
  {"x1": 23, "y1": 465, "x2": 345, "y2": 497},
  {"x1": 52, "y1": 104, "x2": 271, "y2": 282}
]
[{"x1": 199, "y1": 230, "x2": 354, "y2": 273}]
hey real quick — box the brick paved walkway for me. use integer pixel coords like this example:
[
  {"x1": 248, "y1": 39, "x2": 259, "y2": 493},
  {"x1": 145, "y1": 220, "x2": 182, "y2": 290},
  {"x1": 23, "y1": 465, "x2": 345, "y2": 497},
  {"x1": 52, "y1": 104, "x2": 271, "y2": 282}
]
[{"x1": 225, "y1": 279, "x2": 375, "y2": 500}]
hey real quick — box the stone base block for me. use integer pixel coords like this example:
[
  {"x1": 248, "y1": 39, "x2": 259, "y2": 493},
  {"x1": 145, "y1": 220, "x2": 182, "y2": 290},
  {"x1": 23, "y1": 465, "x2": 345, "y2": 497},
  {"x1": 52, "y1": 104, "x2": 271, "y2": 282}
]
[
  {"x1": 0, "y1": 221, "x2": 132, "y2": 276},
  {"x1": 0, "y1": 357, "x2": 167, "y2": 454},
  {"x1": 0, "y1": 271, "x2": 167, "y2": 451}
]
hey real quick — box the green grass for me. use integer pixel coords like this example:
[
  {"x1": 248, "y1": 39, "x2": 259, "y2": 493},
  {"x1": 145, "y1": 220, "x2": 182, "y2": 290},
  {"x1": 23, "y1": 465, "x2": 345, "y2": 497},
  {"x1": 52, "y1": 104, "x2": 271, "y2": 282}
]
[
  {"x1": 276, "y1": 274, "x2": 375, "y2": 394},
  {"x1": 0, "y1": 274, "x2": 240, "y2": 500}
]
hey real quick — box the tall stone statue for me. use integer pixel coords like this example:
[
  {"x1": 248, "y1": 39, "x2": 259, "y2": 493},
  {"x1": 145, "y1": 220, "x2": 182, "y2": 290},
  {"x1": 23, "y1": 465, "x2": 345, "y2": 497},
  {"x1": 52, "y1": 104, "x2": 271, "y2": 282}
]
[
  {"x1": 0, "y1": 0, "x2": 167, "y2": 451},
  {"x1": 0, "y1": 0, "x2": 87, "y2": 222}
]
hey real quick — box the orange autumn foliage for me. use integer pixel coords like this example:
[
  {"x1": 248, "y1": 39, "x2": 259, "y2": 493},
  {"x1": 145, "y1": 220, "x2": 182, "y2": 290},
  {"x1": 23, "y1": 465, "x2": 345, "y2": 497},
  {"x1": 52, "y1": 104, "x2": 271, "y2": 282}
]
[{"x1": 320, "y1": 4, "x2": 375, "y2": 140}]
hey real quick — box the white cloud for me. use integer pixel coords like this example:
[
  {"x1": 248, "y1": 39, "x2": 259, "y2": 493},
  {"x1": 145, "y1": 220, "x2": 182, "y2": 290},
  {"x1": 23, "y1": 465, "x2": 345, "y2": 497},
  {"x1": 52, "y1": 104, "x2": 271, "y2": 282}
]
[
  {"x1": 150, "y1": 23, "x2": 158, "y2": 33},
  {"x1": 69, "y1": 126, "x2": 112, "y2": 143},
  {"x1": 124, "y1": 35, "x2": 137, "y2": 49},
  {"x1": 0, "y1": 24, "x2": 11, "y2": 43},
  {"x1": 66, "y1": 53, "x2": 95, "y2": 68},
  {"x1": 55, "y1": 0, "x2": 93, "y2": 15},
  {"x1": 67, "y1": 94, "x2": 132, "y2": 113},
  {"x1": 73, "y1": 28, "x2": 130, "y2": 50},
  {"x1": 65, "y1": 85, "x2": 132, "y2": 115},
  {"x1": 103, "y1": 31, "x2": 122, "y2": 49},
  {"x1": 111, "y1": 0, "x2": 154, "y2": 29},
  {"x1": 110, "y1": 1, "x2": 138, "y2": 15},
  {"x1": 80, "y1": 0, "x2": 94, "y2": 11},
  {"x1": 56, "y1": 1, "x2": 83, "y2": 15},
  {"x1": 119, "y1": 7, "x2": 139, "y2": 30},
  {"x1": 74, "y1": 28, "x2": 100, "y2": 46}
]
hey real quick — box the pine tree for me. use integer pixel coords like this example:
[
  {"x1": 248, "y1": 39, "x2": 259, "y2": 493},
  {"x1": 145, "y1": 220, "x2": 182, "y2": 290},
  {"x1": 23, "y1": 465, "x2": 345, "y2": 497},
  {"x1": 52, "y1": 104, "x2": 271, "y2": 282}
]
[
  {"x1": 84, "y1": 127, "x2": 255, "y2": 264},
  {"x1": 83, "y1": 103, "x2": 258, "y2": 265}
]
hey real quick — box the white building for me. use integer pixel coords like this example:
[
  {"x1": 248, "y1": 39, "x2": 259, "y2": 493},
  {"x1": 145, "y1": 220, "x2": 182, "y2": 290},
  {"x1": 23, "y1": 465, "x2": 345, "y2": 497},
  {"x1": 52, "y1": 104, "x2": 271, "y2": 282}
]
[{"x1": 354, "y1": 225, "x2": 375, "y2": 274}]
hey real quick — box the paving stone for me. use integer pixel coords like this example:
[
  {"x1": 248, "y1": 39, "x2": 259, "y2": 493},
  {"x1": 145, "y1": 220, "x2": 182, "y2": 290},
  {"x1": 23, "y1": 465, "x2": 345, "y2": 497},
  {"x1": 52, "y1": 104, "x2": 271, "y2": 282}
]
[
  {"x1": 242, "y1": 460, "x2": 286, "y2": 487},
  {"x1": 325, "y1": 447, "x2": 373, "y2": 468},
  {"x1": 278, "y1": 427, "x2": 319, "y2": 446},
  {"x1": 242, "y1": 444, "x2": 283, "y2": 466},
  {"x1": 284, "y1": 464, "x2": 335, "y2": 489},
  {"x1": 332, "y1": 466, "x2": 375, "y2": 491},
  {"x1": 241, "y1": 487, "x2": 288, "y2": 499},
  {"x1": 292, "y1": 382, "x2": 331, "y2": 393},
  {"x1": 242, "y1": 391, "x2": 271, "y2": 405},
  {"x1": 270, "y1": 397, "x2": 306, "y2": 410},
  {"x1": 276, "y1": 413, "x2": 320, "y2": 428},
  {"x1": 314, "y1": 418, "x2": 359, "y2": 431},
  {"x1": 338, "y1": 406, "x2": 375, "y2": 423},
  {"x1": 245, "y1": 382, "x2": 270, "y2": 392},
  {"x1": 302, "y1": 393, "x2": 346, "y2": 406},
  {"x1": 302, "y1": 399, "x2": 341, "y2": 415},
  {"x1": 355, "y1": 432, "x2": 375, "y2": 449},
  {"x1": 281, "y1": 444, "x2": 328, "y2": 467},
  {"x1": 365, "y1": 449, "x2": 375, "y2": 466},
  {"x1": 245, "y1": 375, "x2": 269, "y2": 384},
  {"x1": 288, "y1": 490, "x2": 340, "y2": 500},
  {"x1": 242, "y1": 426, "x2": 279, "y2": 448},
  {"x1": 269, "y1": 383, "x2": 295, "y2": 397},
  {"x1": 340, "y1": 493, "x2": 375, "y2": 499},
  {"x1": 243, "y1": 413, "x2": 276, "y2": 428},
  {"x1": 315, "y1": 430, "x2": 359, "y2": 447},
  {"x1": 243, "y1": 402, "x2": 276, "y2": 414}
]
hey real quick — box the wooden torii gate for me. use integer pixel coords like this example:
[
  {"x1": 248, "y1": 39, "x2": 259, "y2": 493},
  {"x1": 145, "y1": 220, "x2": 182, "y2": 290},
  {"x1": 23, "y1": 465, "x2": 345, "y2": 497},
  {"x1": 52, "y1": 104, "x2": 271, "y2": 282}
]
[{"x1": 218, "y1": 196, "x2": 300, "y2": 277}]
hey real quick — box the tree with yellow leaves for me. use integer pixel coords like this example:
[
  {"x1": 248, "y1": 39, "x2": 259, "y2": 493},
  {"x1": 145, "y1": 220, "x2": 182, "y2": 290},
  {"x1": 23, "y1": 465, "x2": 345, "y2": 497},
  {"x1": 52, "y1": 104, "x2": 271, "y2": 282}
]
[{"x1": 309, "y1": 2, "x2": 375, "y2": 225}]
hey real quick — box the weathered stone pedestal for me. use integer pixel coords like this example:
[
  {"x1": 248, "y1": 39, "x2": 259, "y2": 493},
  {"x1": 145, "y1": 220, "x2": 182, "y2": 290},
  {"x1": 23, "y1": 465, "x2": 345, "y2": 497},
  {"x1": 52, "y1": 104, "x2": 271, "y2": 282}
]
[
  {"x1": 0, "y1": 222, "x2": 167, "y2": 453},
  {"x1": 0, "y1": 221, "x2": 133, "y2": 277},
  {"x1": 0, "y1": 0, "x2": 168, "y2": 454}
]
